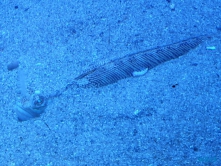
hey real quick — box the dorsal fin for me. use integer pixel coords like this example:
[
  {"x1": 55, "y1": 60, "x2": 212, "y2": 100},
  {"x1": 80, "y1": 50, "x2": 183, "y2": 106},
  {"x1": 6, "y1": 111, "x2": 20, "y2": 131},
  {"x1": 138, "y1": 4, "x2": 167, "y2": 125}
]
[{"x1": 74, "y1": 35, "x2": 211, "y2": 88}]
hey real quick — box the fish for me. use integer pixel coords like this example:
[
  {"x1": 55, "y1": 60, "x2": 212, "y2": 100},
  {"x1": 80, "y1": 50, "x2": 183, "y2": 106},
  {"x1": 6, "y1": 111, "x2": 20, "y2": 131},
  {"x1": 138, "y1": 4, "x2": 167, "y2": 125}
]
[{"x1": 74, "y1": 35, "x2": 210, "y2": 88}]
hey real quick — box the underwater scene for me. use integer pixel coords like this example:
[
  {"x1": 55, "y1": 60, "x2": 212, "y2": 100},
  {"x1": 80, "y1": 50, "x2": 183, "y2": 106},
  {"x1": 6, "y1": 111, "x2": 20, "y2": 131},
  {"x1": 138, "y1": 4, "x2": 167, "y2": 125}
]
[{"x1": 0, "y1": 0, "x2": 220, "y2": 165}]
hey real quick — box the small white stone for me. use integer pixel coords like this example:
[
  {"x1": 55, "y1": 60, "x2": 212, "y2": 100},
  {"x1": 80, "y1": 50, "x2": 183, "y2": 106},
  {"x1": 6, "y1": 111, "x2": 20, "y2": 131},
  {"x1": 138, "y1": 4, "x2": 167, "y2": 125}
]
[
  {"x1": 169, "y1": 3, "x2": 175, "y2": 10},
  {"x1": 134, "y1": 109, "x2": 141, "y2": 115},
  {"x1": 35, "y1": 90, "x2": 41, "y2": 94},
  {"x1": 206, "y1": 46, "x2": 216, "y2": 50},
  {"x1": 35, "y1": 62, "x2": 43, "y2": 66}
]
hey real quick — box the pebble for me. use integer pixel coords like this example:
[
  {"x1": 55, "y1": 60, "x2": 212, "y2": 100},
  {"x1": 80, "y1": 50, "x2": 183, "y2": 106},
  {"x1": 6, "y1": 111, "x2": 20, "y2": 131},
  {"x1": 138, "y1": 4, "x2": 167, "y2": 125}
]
[{"x1": 7, "y1": 61, "x2": 19, "y2": 71}]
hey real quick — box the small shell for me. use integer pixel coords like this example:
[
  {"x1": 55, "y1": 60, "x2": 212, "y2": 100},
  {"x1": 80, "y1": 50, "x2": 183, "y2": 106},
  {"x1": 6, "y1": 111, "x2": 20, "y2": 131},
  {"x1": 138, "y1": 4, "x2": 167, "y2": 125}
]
[
  {"x1": 15, "y1": 93, "x2": 47, "y2": 121},
  {"x1": 132, "y1": 68, "x2": 148, "y2": 77}
]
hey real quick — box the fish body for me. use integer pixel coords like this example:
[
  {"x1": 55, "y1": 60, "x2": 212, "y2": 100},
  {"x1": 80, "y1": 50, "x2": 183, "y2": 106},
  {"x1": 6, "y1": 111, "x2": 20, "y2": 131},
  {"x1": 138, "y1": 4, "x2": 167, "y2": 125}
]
[{"x1": 75, "y1": 35, "x2": 210, "y2": 88}]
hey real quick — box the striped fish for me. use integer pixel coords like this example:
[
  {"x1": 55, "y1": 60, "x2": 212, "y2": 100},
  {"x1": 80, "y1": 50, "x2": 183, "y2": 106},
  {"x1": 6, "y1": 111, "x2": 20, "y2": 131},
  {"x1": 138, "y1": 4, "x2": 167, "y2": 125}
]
[{"x1": 74, "y1": 35, "x2": 210, "y2": 88}]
